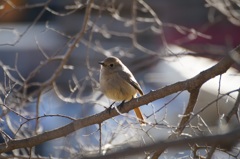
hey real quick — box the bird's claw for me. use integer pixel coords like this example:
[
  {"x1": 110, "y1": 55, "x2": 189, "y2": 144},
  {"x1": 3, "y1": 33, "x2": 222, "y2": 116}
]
[
  {"x1": 106, "y1": 102, "x2": 115, "y2": 114},
  {"x1": 117, "y1": 100, "x2": 125, "y2": 110}
]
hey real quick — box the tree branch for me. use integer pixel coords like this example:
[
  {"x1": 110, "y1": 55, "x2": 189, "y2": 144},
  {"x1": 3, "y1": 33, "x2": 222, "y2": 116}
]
[
  {"x1": 152, "y1": 88, "x2": 200, "y2": 159},
  {"x1": 25, "y1": 0, "x2": 93, "y2": 100},
  {"x1": 225, "y1": 88, "x2": 240, "y2": 123},
  {"x1": 83, "y1": 126, "x2": 240, "y2": 159},
  {"x1": 151, "y1": 45, "x2": 240, "y2": 158},
  {"x1": 0, "y1": 45, "x2": 239, "y2": 153}
]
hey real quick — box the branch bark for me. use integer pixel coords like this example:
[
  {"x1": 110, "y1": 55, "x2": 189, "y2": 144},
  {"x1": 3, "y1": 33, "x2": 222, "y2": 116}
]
[
  {"x1": 152, "y1": 88, "x2": 200, "y2": 159},
  {"x1": 151, "y1": 45, "x2": 240, "y2": 158},
  {"x1": 83, "y1": 126, "x2": 240, "y2": 159},
  {"x1": 225, "y1": 88, "x2": 240, "y2": 122},
  {"x1": 0, "y1": 45, "x2": 239, "y2": 153}
]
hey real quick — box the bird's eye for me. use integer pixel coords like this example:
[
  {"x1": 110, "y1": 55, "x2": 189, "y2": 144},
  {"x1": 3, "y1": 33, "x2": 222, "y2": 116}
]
[{"x1": 109, "y1": 64, "x2": 114, "y2": 67}]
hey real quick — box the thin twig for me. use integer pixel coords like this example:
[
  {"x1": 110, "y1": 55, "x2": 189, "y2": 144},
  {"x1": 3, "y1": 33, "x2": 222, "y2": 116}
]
[{"x1": 225, "y1": 88, "x2": 240, "y2": 123}]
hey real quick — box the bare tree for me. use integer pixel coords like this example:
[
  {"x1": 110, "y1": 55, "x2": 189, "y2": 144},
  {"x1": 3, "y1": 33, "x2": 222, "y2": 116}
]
[{"x1": 0, "y1": 0, "x2": 240, "y2": 158}]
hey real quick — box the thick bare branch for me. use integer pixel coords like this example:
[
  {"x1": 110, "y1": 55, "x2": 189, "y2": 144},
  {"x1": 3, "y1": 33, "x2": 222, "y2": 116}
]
[
  {"x1": 225, "y1": 88, "x2": 240, "y2": 122},
  {"x1": 0, "y1": 45, "x2": 239, "y2": 154},
  {"x1": 152, "y1": 88, "x2": 200, "y2": 159},
  {"x1": 84, "y1": 126, "x2": 240, "y2": 159}
]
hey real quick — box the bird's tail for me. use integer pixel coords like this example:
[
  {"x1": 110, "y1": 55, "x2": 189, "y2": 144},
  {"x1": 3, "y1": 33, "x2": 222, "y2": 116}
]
[{"x1": 133, "y1": 107, "x2": 145, "y2": 125}]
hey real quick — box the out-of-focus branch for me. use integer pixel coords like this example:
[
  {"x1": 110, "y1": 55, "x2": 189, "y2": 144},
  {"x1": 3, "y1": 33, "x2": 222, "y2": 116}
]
[
  {"x1": 151, "y1": 45, "x2": 240, "y2": 158},
  {"x1": 83, "y1": 126, "x2": 240, "y2": 159},
  {"x1": 206, "y1": 0, "x2": 240, "y2": 26},
  {"x1": 25, "y1": 0, "x2": 94, "y2": 99},
  {"x1": 152, "y1": 88, "x2": 200, "y2": 159},
  {"x1": 0, "y1": 44, "x2": 239, "y2": 154},
  {"x1": 225, "y1": 88, "x2": 240, "y2": 123}
]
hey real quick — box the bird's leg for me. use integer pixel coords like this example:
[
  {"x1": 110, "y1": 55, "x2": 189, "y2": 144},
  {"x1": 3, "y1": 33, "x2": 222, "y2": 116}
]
[
  {"x1": 118, "y1": 100, "x2": 125, "y2": 110},
  {"x1": 106, "y1": 101, "x2": 115, "y2": 114}
]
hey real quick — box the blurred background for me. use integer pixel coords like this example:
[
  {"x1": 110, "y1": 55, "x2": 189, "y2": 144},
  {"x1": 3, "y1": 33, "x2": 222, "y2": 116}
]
[{"x1": 0, "y1": 0, "x2": 240, "y2": 158}]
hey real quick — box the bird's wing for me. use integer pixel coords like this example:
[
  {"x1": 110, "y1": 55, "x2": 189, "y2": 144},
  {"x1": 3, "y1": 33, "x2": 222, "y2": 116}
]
[{"x1": 118, "y1": 70, "x2": 143, "y2": 96}]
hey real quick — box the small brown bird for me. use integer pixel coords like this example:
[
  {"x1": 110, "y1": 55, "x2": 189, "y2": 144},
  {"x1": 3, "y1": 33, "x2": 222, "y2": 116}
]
[{"x1": 99, "y1": 56, "x2": 145, "y2": 124}]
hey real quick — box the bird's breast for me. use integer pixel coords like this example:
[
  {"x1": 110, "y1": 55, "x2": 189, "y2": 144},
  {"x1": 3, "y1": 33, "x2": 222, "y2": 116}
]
[{"x1": 100, "y1": 73, "x2": 137, "y2": 101}]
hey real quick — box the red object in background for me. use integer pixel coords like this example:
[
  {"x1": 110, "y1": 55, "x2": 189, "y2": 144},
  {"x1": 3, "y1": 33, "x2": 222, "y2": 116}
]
[{"x1": 163, "y1": 20, "x2": 240, "y2": 54}]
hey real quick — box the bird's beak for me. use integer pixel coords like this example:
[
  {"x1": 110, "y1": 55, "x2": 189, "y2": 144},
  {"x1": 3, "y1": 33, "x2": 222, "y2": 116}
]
[{"x1": 99, "y1": 61, "x2": 104, "y2": 66}]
